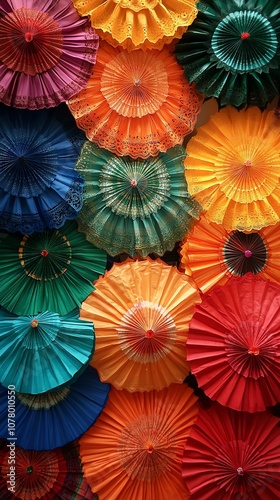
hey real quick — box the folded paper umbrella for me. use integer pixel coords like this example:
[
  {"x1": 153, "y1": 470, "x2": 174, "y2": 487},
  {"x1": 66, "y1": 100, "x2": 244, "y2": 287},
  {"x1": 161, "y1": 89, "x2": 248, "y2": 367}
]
[
  {"x1": 0, "y1": 439, "x2": 96, "y2": 499},
  {"x1": 185, "y1": 106, "x2": 280, "y2": 232},
  {"x1": 0, "y1": 0, "x2": 99, "y2": 109},
  {"x1": 79, "y1": 384, "x2": 199, "y2": 500},
  {"x1": 76, "y1": 142, "x2": 200, "y2": 257},
  {"x1": 0, "y1": 366, "x2": 110, "y2": 450},
  {"x1": 187, "y1": 273, "x2": 280, "y2": 412},
  {"x1": 68, "y1": 40, "x2": 203, "y2": 159},
  {"x1": 0, "y1": 307, "x2": 95, "y2": 394},
  {"x1": 180, "y1": 213, "x2": 280, "y2": 293},
  {"x1": 0, "y1": 104, "x2": 85, "y2": 234},
  {"x1": 175, "y1": 0, "x2": 280, "y2": 108},
  {"x1": 182, "y1": 403, "x2": 280, "y2": 499},
  {"x1": 81, "y1": 258, "x2": 201, "y2": 392},
  {"x1": 72, "y1": 0, "x2": 198, "y2": 51},
  {"x1": 0, "y1": 220, "x2": 107, "y2": 316}
]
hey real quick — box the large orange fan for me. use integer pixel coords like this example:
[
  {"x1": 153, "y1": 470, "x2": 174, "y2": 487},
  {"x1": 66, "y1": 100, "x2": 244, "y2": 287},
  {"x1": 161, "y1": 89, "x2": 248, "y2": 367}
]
[
  {"x1": 185, "y1": 106, "x2": 280, "y2": 231},
  {"x1": 180, "y1": 213, "x2": 280, "y2": 293},
  {"x1": 187, "y1": 273, "x2": 280, "y2": 412},
  {"x1": 68, "y1": 40, "x2": 203, "y2": 159},
  {"x1": 79, "y1": 384, "x2": 199, "y2": 500},
  {"x1": 72, "y1": 0, "x2": 198, "y2": 51},
  {"x1": 80, "y1": 258, "x2": 201, "y2": 392},
  {"x1": 182, "y1": 403, "x2": 280, "y2": 499}
]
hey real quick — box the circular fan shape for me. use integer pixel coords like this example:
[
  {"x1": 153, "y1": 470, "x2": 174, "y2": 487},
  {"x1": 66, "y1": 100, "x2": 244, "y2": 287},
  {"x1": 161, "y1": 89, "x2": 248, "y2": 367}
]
[
  {"x1": 0, "y1": 307, "x2": 94, "y2": 394},
  {"x1": 68, "y1": 40, "x2": 203, "y2": 159},
  {"x1": 182, "y1": 403, "x2": 280, "y2": 499},
  {"x1": 187, "y1": 273, "x2": 280, "y2": 412},
  {"x1": 0, "y1": 0, "x2": 99, "y2": 109},
  {"x1": 79, "y1": 384, "x2": 198, "y2": 499},
  {"x1": 76, "y1": 142, "x2": 200, "y2": 256},
  {"x1": 0, "y1": 220, "x2": 107, "y2": 316},
  {"x1": 179, "y1": 213, "x2": 280, "y2": 293},
  {"x1": 81, "y1": 258, "x2": 201, "y2": 392},
  {"x1": 0, "y1": 366, "x2": 110, "y2": 450},
  {"x1": 0, "y1": 439, "x2": 95, "y2": 499},
  {"x1": 0, "y1": 104, "x2": 85, "y2": 234},
  {"x1": 73, "y1": 0, "x2": 198, "y2": 51},
  {"x1": 185, "y1": 106, "x2": 280, "y2": 231},
  {"x1": 175, "y1": 0, "x2": 280, "y2": 108}
]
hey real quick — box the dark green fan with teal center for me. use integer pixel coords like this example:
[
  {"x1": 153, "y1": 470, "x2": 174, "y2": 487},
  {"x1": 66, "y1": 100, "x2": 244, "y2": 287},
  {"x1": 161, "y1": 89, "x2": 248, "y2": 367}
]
[
  {"x1": 0, "y1": 307, "x2": 95, "y2": 394},
  {"x1": 0, "y1": 220, "x2": 107, "y2": 316},
  {"x1": 175, "y1": 0, "x2": 280, "y2": 108},
  {"x1": 75, "y1": 142, "x2": 200, "y2": 257}
]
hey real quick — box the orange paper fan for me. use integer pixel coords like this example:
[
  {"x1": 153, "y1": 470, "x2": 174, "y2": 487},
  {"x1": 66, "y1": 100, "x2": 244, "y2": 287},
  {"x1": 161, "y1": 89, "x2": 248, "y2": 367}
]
[
  {"x1": 79, "y1": 384, "x2": 199, "y2": 500},
  {"x1": 68, "y1": 41, "x2": 203, "y2": 159},
  {"x1": 72, "y1": 0, "x2": 198, "y2": 51},
  {"x1": 80, "y1": 258, "x2": 201, "y2": 392},
  {"x1": 180, "y1": 214, "x2": 280, "y2": 293},
  {"x1": 185, "y1": 106, "x2": 280, "y2": 231}
]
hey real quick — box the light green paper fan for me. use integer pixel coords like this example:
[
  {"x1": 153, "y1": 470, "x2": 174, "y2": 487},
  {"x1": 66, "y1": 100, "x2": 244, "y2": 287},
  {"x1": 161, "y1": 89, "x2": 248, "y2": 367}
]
[
  {"x1": 0, "y1": 220, "x2": 107, "y2": 316},
  {"x1": 0, "y1": 307, "x2": 95, "y2": 394},
  {"x1": 76, "y1": 142, "x2": 201, "y2": 257}
]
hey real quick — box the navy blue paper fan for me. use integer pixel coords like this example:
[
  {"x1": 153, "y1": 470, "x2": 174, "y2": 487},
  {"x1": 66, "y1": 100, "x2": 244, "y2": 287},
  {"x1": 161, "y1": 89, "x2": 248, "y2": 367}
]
[
  {"x1": 0, "y1": 366, "x2": 110, "y2": 450},
  {"x1": 0, "y1": 103, "x2": 85, "y2": 234}
]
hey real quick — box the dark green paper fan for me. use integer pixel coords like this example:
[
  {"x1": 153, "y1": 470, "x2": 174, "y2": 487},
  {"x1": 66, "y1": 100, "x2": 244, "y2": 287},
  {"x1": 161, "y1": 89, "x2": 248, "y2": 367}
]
[
  {"x1": 175, "y1": 0, "x2": 280, "y2": 108},
  {"x1": 0, "y1": 221, "x2": 107, "y2": 316}
]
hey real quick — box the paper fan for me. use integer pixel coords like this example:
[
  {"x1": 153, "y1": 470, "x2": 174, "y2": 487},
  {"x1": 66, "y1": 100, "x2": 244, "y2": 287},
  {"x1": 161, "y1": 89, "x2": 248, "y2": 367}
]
[
  {"x1": 0, "y1": 366, "x2": 110, "y2": 450},
  {"x1": 80, "y1": 258, "x2": 201, "y2": 392},
  {"x1": 68, "y1": 40, "x2": 203, "y2": 159},
  {"x1": 179, "y1": 213, "x2": 280, "y2": 293},
  {"x1": 0, "y1": 0, "x2": 99, "y2": 109},
  {"x1": 72, "y1": 0, "x2": 198, "y2": 51},
  {"x1": 0, "y1": 220, "x2": 107, "y2": 316},
  {"x1": 76, "y1": 142, "x2": 200, "y2": 257},
  {"x1": 0, "y1": 104, "x2": 85, "y2": 234},
  {"x1": 185, "y1": 106, "x2": 280, "y2": 231},
  {"x1": 79, "y1": 384, "x2": 198, "y2": 500},
  {"x1": 187, "y1": 273, "x2": 280, "y2": 412},
  {"x1": 0, "y1": 439, "x2": 95, "y2": 499},
  {"x1": 175, "y1": 0, "x2": 280, "y2": 108},
  {"x1": 0, "y1": 307, "x2": 94, "y2": 394},
  {"x1": 182, "y1": 403, "x2": 280, "y2": 499}
]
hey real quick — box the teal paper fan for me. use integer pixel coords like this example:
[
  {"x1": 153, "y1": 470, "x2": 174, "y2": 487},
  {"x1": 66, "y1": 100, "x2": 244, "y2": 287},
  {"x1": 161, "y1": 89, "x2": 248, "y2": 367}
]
[
  {"x1": 76, "y1": 142, "x2": 200, "y2": 257},
  {"x1": 175, "y1": 0, "x2": 280, "y2": 108},
  {"x1": 0, "y1": 307, "x2": 94, "y2": 394},
  {"x1": 0, "y1": 220, "x2": 107, "y2": 316}
]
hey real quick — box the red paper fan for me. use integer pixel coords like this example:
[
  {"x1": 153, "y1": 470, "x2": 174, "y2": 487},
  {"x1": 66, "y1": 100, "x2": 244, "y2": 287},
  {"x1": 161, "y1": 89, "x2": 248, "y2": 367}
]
[
  {"x1": 187, "y1": 273, "x2": 280, "y2": 412},
  {"x1": 182, "y1": 403, "x2": 280, "y2": 499}
]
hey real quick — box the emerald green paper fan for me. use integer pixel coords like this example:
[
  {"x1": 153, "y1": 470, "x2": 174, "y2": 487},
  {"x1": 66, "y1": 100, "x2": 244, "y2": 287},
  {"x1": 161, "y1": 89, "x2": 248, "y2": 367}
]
[
  {"x1": 75, "y1": 142, "x2": 200, "y2": 257},
  {"x1": 175, "y1": 0, "x2": 280, "y2": 108},
  {"x1": 0, "y1": 221, "x2": 107, "y2": 316}
]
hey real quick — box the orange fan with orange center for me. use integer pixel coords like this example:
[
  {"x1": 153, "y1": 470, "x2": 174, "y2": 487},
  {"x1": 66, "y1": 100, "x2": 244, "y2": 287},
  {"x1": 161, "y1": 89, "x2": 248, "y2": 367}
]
[
  {"x1": 80, "y1": 258, "x2": 201, "y2": 392},
  {"x1": 68, "y1": 40, "x2": 203, "y2": 159},
  {"x1": 79, "y1": 384, "x2": 199, "y2": 500},
  {"x1": 185, "y1": 106, "x2": 280, "y2": 231}
]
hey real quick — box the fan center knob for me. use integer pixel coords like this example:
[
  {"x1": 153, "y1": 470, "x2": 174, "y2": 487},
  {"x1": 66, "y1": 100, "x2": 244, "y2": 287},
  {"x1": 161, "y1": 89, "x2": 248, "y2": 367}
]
[
  {"x1": 243, "y1": 159, "x2": 252, "y2": 167},
  {"x1": 145, "y1": 329, "x2": 154, "y2": 338},
  {"x1": 240, "y1": 32, "x2": 250, "y2": 40},
  {"x1": 244, "y1": 249, "x2": 252, "y2": 258},
  {"x1": 248, "y1": 346, "x2": 260, "y2": 356},
  {"x1": 27, "y1": 465, "x2": 33, "y2": 473},
  {"x1": 237, "y1": 467, "x2": 244, "y2": 476},
  {"x1": 41, "y1": 249, "x2": 49, "y2": 257},
  {"x1": 30, "y1": 319, "x2": 39, "y2": 328},
  {"x1": 130, "y1": 179, "x2": 138, "y2": 187},
  {"x1": 147, "y1": 444, "x2": 154, "y2": 454},
  {"x1": 25, "y1": 31, "x2": 34, "y2": 42},
  {"x1": 134, "y1": 78, "x2": 141, "y2": 86}
]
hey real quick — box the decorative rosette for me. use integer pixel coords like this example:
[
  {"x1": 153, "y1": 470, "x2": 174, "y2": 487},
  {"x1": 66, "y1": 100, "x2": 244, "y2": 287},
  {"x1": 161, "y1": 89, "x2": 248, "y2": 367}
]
[
  {"x1": 175, "y1": 0, "x2": 280, "y2": 108},
  {"x1": 72, "y1": 0, "x2": 198, "y2": 51}
]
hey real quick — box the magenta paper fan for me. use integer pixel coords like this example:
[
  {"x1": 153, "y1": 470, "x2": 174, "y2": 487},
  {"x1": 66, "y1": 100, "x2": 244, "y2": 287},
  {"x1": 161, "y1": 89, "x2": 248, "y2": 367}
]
[{"x1": 0, "y1": 0, "x2": 99, "y2": 109}]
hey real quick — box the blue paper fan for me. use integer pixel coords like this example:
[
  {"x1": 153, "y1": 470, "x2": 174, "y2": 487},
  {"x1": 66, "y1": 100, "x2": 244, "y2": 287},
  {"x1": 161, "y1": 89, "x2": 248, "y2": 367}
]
[
  {"x1": 0, "y1": 366, "x2": 110, "y2": 450},
  {"x1": 0, "y1": 103, "x2": 85, "y2": 234}
]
